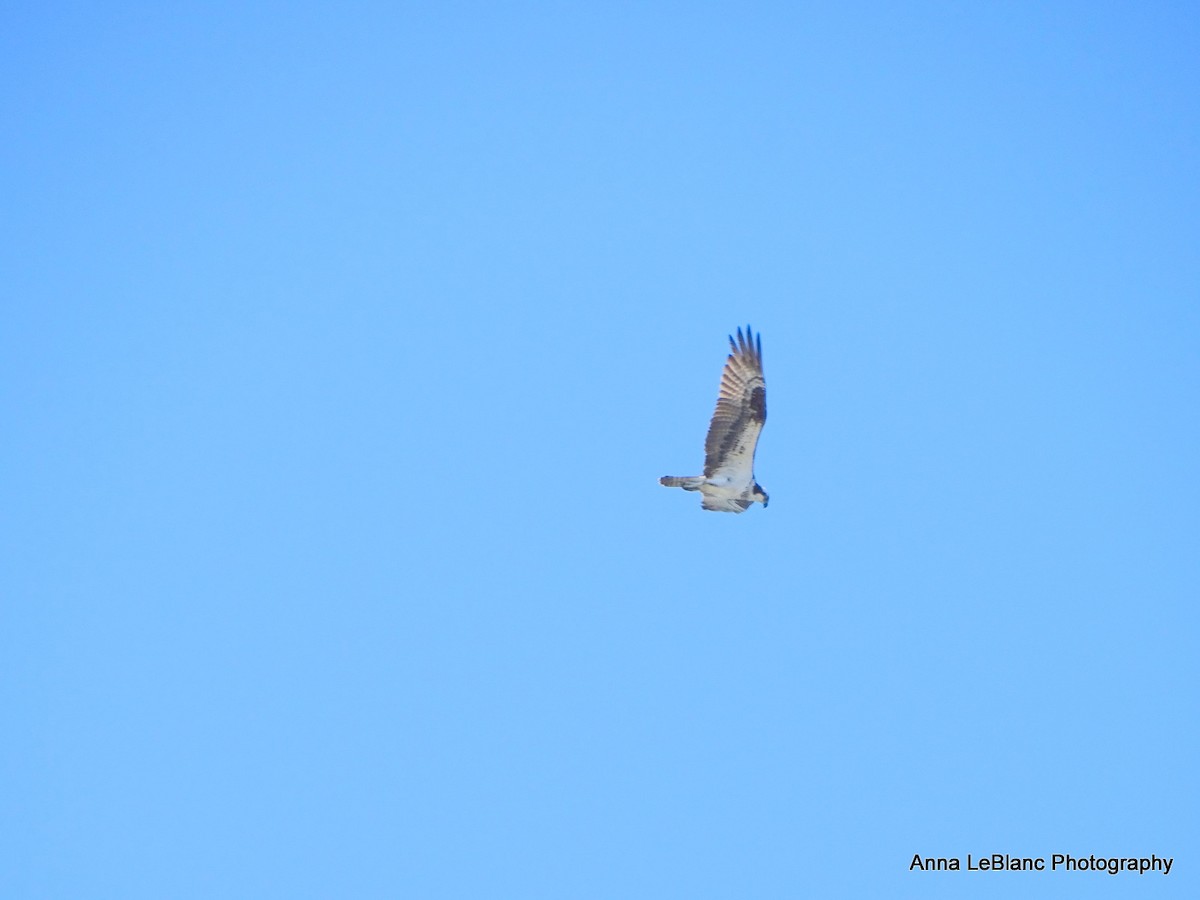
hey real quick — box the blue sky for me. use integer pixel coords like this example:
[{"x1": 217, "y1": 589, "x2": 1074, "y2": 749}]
[{"x1": 3, "y1": 2, "x2": 1197, "y2": 897}]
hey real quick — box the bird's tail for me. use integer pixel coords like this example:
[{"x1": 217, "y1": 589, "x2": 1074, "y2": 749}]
[{"x1": 660, "y1": 475, "x2": 705, "y2": 491}]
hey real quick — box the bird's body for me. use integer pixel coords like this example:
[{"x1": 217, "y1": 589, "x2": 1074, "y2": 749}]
[{"x1": 660, "y1": 326, "x2": 769, "y2": 513}]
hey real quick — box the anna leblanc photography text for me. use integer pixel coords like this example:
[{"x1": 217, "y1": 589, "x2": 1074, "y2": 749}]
[{"x1": 909, "y1": 853, "x2": 1173, "y2": 875}]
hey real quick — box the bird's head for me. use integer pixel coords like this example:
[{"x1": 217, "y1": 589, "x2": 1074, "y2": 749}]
[{"x1": 753, "y1": 483, "x2": 769, "y2": 508}]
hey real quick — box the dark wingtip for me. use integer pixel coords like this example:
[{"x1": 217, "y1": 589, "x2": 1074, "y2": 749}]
[{"x1": 730, "y1": 324, "x2": 763, "y2": 361}]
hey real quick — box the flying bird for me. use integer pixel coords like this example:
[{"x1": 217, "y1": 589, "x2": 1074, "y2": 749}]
[{"x1": 660, "y1": 326, "x2": 769, "y2": 513}]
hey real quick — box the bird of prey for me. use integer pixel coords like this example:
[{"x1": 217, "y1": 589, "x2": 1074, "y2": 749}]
[{"x1": 660, "y1": 326, "x2": 769, "y2": 513}]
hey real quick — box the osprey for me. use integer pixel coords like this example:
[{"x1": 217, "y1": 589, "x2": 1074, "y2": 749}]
[{"x1": 660, "y1": 326, "x2": 769, "y2": 513}]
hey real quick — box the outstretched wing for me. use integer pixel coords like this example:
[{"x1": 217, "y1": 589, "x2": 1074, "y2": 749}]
[
  {"x1": 703, "y1": 325, "x2": 766, "y2": 481},
  {"x1": 701, "y1": 496, "x2": 754, "y2": 513}
]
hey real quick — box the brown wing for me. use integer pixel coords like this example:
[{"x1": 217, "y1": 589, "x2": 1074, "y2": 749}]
[{"x1": 703, "y1": 326, "x2": 766, "y2": 480}]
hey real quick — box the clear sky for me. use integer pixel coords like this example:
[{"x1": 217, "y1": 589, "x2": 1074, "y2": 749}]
[{"x1": 3, "y1": 2, "x2": 1197, "y2": 897}]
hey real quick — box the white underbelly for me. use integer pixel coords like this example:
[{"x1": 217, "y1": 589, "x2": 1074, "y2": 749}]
[{"x1": 700, "y1": 479, "x2": 748, "y2": 500}]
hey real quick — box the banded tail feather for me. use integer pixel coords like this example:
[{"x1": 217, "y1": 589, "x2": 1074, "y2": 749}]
[{"x1": 660, "y1": 475, "x2": 705, "y2": 490}]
